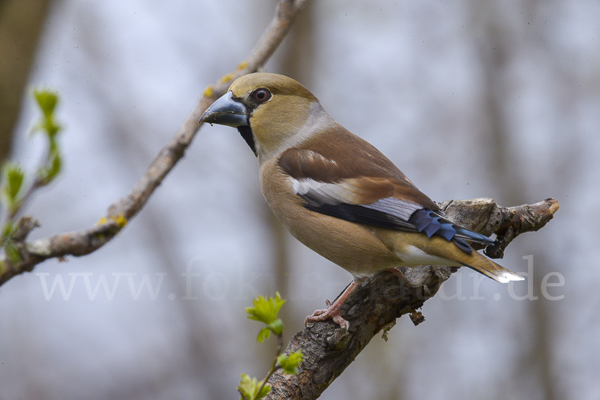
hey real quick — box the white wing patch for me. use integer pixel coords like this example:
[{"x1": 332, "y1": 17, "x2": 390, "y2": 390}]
[
  {"x1": 291, "y1": 176, "x2": 422, "y2": 222},
  {"x1": 291, "y1": 177, "x2": 320, "y2": 196},
  {"x1": 291, "y1": 178, "x2": 359, "y2": 206}
]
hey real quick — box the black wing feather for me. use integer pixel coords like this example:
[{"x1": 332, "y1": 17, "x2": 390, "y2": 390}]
[{"x1": 301, "y1": 195, "x2": 495, "y2": 254}]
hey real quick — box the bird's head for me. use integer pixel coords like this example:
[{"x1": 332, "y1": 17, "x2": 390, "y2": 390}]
[{"x1": 200, "y1": 73, "x2": 333, "y2": 163}]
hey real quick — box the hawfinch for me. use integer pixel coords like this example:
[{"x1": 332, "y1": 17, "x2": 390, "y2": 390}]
[{"x1": 201, "y1": 73, "x2": 523, "y2": 329}]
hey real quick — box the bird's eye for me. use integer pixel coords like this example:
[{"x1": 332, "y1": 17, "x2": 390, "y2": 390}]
[{"x1": 252, "y1": 88, "x2": 271, "y2": 103}]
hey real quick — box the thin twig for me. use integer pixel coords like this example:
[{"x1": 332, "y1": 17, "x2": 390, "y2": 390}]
[
  {"x1": 255, "y1": 333, "x2": 285, "y2": 399},
  {"x1": 0, "y1": 0, "x2": 309, "y2": 287},
  {"x1": 5, "y1": 179, "x2": 40, "y2": 223},
  {"x1": 2, "y1": 142, "x2": 49, "y2": 229}
]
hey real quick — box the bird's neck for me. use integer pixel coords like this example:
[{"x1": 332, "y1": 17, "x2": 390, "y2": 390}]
[{"x1": 255, "y1": 102, "x2": 337, "y2": 166}]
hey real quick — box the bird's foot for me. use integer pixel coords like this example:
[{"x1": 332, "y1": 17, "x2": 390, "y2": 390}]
[
  {"x1": 304, "y1": 281, "x2": 357, "y2": 330},
  {"x1": 305, "y1": 299, "x2": 349, "y2": 331}
]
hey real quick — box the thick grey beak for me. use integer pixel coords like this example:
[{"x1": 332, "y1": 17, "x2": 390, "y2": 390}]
[{"x1": 200, "y1": 91, "x2": 249, "y2": 127}]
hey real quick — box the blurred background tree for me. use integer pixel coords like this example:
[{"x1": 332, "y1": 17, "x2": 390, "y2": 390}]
[
  {"x1": 0, "y1": 0, "x2": 51, "y2": 163},
  {"x1": 0, "y1": 0, "x2": 596, "y2": 399}
]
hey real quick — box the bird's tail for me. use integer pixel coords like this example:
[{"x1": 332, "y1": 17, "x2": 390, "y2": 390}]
[
  {"x1": 427, "y1": 235, "x2": 524, "y2": 283},
  {"x1": 377, "y1": 231, "x2": 524, "y2": 283},
  {"x1": 460, "y1": 250, "x2": 524, "y2": 283}
]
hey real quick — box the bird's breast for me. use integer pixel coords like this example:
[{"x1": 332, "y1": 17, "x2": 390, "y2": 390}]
[{"x1": 258, "y1": 158, "x2": 399, "y2": 278}]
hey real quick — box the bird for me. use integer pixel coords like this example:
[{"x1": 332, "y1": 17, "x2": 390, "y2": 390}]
[{"x1": 200, "y1": 72, "x2": 523, "y2": 329}]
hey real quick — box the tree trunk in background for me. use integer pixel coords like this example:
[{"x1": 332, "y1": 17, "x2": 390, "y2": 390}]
[
  {"x1": 0, "y1": 0, "x2": 51, "y2": 163},
  {"x1": 279, "y1": 0, "x2": 316, "y2": 87},
  {"x1": 272, "y1": 0, "x2": 316, "y2": 332},
  {"x1": 471, "y1": 1, "x2": 561, "y2": 399}
]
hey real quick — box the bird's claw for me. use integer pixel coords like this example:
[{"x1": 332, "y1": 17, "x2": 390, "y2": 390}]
[
  {"x1": 305, "y1": 305, "x2": 349, "y2": 330},
  {"x1": 332, "y1": 314, "x2": 349, "y2": 331},
  {"x1": 308, "y1": 308, "x2": 328, "y2": 317}
]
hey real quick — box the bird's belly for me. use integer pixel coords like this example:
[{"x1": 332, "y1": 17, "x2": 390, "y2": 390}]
[
  {"x1": 280, "y1": 207, "x2": 400, "y2": 278},
  {"x1": 260, "y1": 167, "x2": 398, "y2": 278}
]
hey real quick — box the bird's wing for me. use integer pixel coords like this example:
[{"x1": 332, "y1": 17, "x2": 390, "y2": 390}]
[{"x1": 278, "y1": 147, "x2": 494, "y2": 253}]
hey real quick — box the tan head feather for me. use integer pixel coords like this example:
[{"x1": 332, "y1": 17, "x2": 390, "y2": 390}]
[{"x1": 228, "y1": 73, "x2": 334, "y2": 164}]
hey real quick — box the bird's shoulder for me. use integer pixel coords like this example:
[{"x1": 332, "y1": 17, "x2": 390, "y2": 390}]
[
  {"x1": 277, "y1": 126, "x2": 439, "y2": 210},
  {"x1": 279, "y1": 127, "x2": 405, "y2": 181}
]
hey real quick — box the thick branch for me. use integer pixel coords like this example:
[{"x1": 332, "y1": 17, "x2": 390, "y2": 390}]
[
  {"x1": 265, "y1": 197, "x2": 559, "y2": 400},
  {"x1": 0, "y1": 0, "x2": 309, "y2": 287}
]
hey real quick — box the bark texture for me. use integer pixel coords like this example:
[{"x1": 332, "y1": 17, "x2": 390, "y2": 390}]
[{"x1": 265, "y1": 197, "x2": 559, "y2": 399}]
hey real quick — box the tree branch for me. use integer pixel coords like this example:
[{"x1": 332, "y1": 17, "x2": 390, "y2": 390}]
[
  {"x1": 264, "y1": 197, "x2": 559, "y2": 400},
  {"x1": 0, "y1": 0, "x2": 309, "y2": 287}
]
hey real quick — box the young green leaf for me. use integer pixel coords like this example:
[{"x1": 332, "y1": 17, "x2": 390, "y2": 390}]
[
  {"x1": 237, "y1": 373, "x2": 271, "y2": 400},
  {"x1": 267, "y1": 318, "x2": 283, "y2": 336},
  {"x1": 34, "y1": 90, "x2": 59, "y2": 120},
  {"x1": 0, "y1": 163, "x2": 25, "y2": 213},
  {"x1": 277, "y1": 350, "x2": 304, "y2": 375},
  {"x1": 256, "y1": 327, "x2": 271, "y2": 343},
  {"x1": 245, "y1": 292, "x2": 286, "y2": 325},
  {"x1": 41, "y1": 118, "x2": 61, "y2": 139},
  {"x1": 33, "y1": 90, "x2": 61, "y2": 140},
  {"x1": 37, "y1": 145, "x2": 62, "y2": 185}
]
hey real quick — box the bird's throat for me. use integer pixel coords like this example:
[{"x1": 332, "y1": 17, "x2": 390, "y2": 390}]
[{"x1": 237, "y1": 126, "x2": 257, "y2": 156}]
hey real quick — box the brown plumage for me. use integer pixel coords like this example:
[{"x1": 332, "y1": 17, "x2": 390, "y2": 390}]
[{"x1": 201, "y1": 73, "x2": 523, "y2": 329}]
